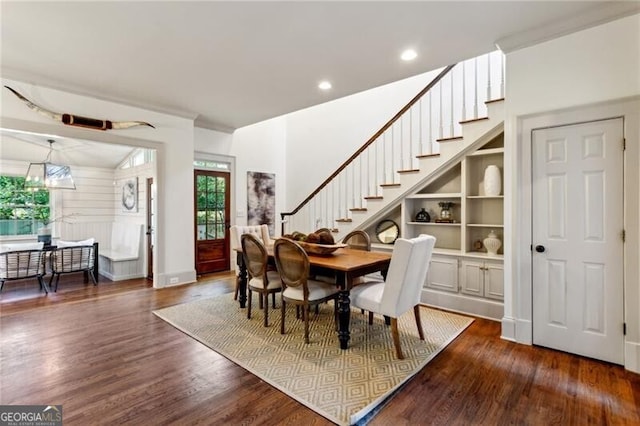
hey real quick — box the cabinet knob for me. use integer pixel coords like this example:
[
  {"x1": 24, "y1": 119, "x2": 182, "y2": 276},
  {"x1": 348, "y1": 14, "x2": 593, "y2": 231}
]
[{"x1": 535, "y1": 245, "x2": 546, "y2": 253}]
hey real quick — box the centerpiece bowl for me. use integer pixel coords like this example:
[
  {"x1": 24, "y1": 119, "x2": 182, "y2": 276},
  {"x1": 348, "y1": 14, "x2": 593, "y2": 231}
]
[{"x1": 295, "y1": 241, "x2": 347, "y2": 256}]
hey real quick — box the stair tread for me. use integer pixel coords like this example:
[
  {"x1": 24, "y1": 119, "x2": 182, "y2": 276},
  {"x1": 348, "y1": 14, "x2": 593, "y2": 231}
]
[
  {"x1": 436, "y1": 136, "x2": 463, "y2": 142},
  {"x1": 349, "y1": 208, "x2": 367, "y2": 212},
  {"x1": 380, "y1": 183, "x2": 401, "y2": 187},
  {"x1": 459, "y1": 116, "x2": 489, "y2": 124},
  {"x1": 416, "y1": 153, "x2": 441, "y2": 159},
  {"x1": 335, "y1": 218, "x2": 353, "y2": 223},
  {"x1": 485, "y1": 97, "x2": 505, "y2": 104},
  {"x1": 397, "y1": 169, "x2": 420, "y2": 174},
  {"x1": 364, "y1": 196, "x2": 383, "y2": 200}
]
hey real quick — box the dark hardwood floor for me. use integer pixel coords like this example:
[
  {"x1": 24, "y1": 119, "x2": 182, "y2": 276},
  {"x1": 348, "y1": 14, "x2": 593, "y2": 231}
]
[{"x1": 1, "y1": 272, "x2": 638, "y2": 425}]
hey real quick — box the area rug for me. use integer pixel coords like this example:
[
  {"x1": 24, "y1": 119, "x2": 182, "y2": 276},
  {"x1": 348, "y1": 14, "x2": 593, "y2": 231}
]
[{"x1": 153, "y1": 294, "x2": 473, "y2": 425}]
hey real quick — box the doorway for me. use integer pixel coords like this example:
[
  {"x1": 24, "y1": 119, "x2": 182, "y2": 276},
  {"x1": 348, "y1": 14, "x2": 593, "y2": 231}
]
[
  {"x1": 194, "y1": 170, "x2": 230, "y2": 274},
  {"x1": 146, "y1": 177, "x2": 155, "y2": 280},
  {"x1": 531, "y1": 118, "x2": 624, "y2": 364}
]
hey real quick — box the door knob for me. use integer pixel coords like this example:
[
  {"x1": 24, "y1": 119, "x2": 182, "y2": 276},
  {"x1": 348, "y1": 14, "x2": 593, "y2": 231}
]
[{"x1": 535, "y1": 245, "x2": 545, "y2": 253}]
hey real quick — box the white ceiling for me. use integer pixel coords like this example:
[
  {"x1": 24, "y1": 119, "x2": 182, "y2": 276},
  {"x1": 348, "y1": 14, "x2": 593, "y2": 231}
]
[
  {"x1": 0, "y1": 1, "x2": 638, "y2": 167},
  {"x1": 2, "y1": 1, "x2": 638, "y2": 134}
]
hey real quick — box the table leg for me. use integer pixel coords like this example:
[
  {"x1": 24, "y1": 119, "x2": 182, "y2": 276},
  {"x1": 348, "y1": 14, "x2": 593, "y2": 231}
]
[
  {"x1": 236, "y1": 252, "x2": 247, "y2": 308},
  {"x1": 337, "y1": 290, "x2": 351, "y2": 349}
]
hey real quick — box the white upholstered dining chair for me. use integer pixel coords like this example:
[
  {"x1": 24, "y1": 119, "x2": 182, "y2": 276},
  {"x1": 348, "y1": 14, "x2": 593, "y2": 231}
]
[{"x1": 349, "y1": 234, "x2": 436, "y2": 359}]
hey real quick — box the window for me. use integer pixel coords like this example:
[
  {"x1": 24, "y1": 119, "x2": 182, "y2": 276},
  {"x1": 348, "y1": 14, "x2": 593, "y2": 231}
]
[
  {"x1": 0, "y1": 176, "x2": 50, "y2": 236},
  {"x1": 119, "y1": 148, "x2": 155, "y2": 169}
]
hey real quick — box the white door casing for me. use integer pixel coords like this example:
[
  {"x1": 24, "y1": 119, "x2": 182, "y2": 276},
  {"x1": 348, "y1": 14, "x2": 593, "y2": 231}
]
[{"x1": 532, "y1": 118, "x2": 624, "y2": 365}]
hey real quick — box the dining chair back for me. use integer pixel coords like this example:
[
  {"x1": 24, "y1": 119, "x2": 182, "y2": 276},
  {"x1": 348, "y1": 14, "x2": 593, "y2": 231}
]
[
  {"x1": 241, "y1": 233, "x2": 282, "y2": 326},
  {"x1": 380, "y1": 235, "x2": 434, "y2": 317},
  {"x1": 273, "y1": 238, "x2": 339, "y2": 343},
  {"x1": 230, "y1": 224, "x2": 273, "y2": 300},
  {"x1": 341, "y1": 230, "x2": 371, "y2": 251},
  {"x1": 349, "y1": 234, "x2": 436, "y2": 359},
  {"x1": 50, "y1": 245, "x2": 97, "y2": 292},
  {"x1": 0, "y1": 249, "x2": 48, "y2": 293}
]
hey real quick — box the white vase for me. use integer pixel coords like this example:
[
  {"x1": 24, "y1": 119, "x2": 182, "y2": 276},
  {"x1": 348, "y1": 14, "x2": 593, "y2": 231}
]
[
  {"x1": 484, "y1": 165, "x2": 501, "y2": 196},
  {"x1": 483, "y1": 230, "x2": 502, "y2": 255}
]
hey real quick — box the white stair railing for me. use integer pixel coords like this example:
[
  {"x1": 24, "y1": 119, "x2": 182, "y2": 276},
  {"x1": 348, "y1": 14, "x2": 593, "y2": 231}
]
[{"x1": 281, "y1": 50, "x2": 505, "y2": 235}]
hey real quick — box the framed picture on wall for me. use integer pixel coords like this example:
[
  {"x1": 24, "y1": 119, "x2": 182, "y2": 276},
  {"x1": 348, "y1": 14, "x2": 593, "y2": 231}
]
[
  {"x1": 247, "y1": 171, "x2": 275, "y2": 235},
  {"x1": 122, "y1": 178, "x2": 138, "y2": 212}
]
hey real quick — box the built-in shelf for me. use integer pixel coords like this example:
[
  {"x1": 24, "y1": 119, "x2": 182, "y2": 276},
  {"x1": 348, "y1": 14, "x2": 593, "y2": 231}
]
[
  {"x1": 467, "y1": 147, "x2": 504, "y2": 156},
  {"x1": 462, "y1": 251, "x2": 504, "y2": 260},
  {"x1": 407, "y1": 193, "x2": 462, "y2": 199},
  {"x1": 466, "y1": 224, "x2": 504, "y2": 228},
  {"x1": 407, "y1": 221, "x2": 461, "y2": 226},
  {"x1": 466, "y1": 195, "x2": 504, "y2": 199},
  {"x1": 433, "y1": 247, "x2": 463, "y2": 256}
]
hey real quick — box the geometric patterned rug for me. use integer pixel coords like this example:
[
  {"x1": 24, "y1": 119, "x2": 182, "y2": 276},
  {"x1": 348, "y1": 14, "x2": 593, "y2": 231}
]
[{"x1": 153, "y1": 294, "x2": 473, "y2": 425}]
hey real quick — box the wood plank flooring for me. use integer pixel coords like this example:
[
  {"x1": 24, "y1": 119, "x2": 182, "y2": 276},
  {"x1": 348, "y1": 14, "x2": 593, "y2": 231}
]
[{"x1": 1, "y1": 272, "x2": 639, "y2": 425}]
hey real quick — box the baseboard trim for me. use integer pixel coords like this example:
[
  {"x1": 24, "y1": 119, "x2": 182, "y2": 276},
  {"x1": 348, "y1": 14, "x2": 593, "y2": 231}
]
[
  {"x1": 501, "y1": 316, "x2": 517, "y2": 342},
  {"x1": 625, "y1": 340, "x2": 640, "y2": 373},
  {"x1": 420, "y1": 289, "x2": 503, "y2": 321},
  {"x1": 156, "y1": 270, "x2": 197, "y2": 288},
  {"x1": 515, "y1": 318, "x2": 533, "y2": 344}
]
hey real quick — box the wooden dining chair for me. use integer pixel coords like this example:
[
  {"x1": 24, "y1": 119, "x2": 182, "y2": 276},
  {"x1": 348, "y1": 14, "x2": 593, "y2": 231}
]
[
  {"x1": 241, "y1": 233, "x2": 282, "y2": 327},
  {"x1": 349, "y1": 234, "x2": 436, "y2": 359},
  {"x1": 341, "y1": 230, "x2": 371, "y2": 251},
  {"x1": 273, "y1": 238, "x2": 340, "y2": 344},
  {"x1": 230, "y1": 224, "x2": 273, "y2": 301}
]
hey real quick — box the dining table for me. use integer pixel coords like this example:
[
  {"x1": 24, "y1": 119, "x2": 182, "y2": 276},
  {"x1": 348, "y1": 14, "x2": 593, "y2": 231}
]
[{"x1": 235, "y1": 245, "x2": 392, "y2": 350}]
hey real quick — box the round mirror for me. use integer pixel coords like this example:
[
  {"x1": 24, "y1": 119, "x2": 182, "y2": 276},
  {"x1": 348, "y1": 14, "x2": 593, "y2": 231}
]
[{"x1": 375, "y1": 219, "x2": 399, "y2": 244}]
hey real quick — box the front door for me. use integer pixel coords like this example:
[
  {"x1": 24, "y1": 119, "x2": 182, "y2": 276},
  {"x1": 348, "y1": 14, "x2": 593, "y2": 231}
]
[
  {"x1": 195, "y1": 170, "x2": 230, "y2": 274},
  {"x1": 532, "y1": 118, "x2": 624, "y2": 364}
]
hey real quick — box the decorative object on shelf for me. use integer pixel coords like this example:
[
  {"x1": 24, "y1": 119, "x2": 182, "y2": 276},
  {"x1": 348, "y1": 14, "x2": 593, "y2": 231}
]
[
  {"x1": 483, "y1": 230, "x2": 502, "y2": 255},
  {"x1": 436, "y1": 201, "x2": 454, "y2": 223},
  {"x1": 473, "y1": 240, "x2": 483, "y2": 251},
  {"x1": 4, "y1": 86, "x2": 155, "y2": 130},
  {"x1": 375, "y1": 219, "x2": 399, "y2": 244},
  {"x1": 415, "y1": 208, "x2": 430, "y2": 223},
  {"x1": 483, "y1": 165, "x2": 502, "y2": 196}
]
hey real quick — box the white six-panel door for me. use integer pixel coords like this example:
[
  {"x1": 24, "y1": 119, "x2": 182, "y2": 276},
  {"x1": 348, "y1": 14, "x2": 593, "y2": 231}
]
[{"x1": 532, "y1": 118, "x2": 624, "y2": 364}]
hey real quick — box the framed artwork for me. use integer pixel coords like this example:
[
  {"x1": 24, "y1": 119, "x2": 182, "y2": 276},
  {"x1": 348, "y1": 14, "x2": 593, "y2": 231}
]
[
  {"x1": 121, "y1": 178, "x2": 138, "y2": 212},
  {"x1": 247, "y1": 171, "x2": 275, "y2": 235}
]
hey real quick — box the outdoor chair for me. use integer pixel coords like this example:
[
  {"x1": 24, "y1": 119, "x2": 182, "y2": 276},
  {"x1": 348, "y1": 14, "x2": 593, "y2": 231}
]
[
  {"x1": 49, "y1": 244, "x2": 97, "y2": 292},
  {"x1": 0, "y1": 246, "x2": 48, "y2": 293}
]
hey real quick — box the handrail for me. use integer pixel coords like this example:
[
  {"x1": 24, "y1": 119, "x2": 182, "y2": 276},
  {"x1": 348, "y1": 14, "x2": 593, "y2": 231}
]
[{"x1": 280, "y1": 63, "x2": 455, "y2": 231}]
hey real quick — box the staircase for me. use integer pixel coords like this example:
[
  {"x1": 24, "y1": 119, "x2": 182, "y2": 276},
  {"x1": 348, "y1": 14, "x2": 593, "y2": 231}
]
[{"x1": 282, "y1": 51, "x2": 506, "y2": 241}]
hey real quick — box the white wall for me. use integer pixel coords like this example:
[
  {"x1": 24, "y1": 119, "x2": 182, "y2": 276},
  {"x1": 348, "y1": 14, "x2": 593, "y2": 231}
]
[
  {"x1": 0, "y1": 79, "x2": 197, "y2": 287},
  {"x1": 503, "y1": 13, "x2": 640, "y2": 371},
  {"x1": 284, "y1": 69, "x2": 442, "y2": 209},
  {"x1": 229, "y1": 118, "x2": 287, "y2": 234}
]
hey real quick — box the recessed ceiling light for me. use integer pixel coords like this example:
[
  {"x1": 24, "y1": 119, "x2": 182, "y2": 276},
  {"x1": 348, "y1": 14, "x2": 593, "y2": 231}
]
[
  {"x1": 318, "y1": 81, "x2": 332, "y2": 90},
  {"x1": 401, "y1": 49, "x2": 417, "y2": 61}
]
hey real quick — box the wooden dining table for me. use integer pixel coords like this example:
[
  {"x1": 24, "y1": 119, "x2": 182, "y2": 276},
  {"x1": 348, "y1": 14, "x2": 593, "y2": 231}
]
[{"x1": 235, "y1": 245, "x2": 392, "y2": 349}]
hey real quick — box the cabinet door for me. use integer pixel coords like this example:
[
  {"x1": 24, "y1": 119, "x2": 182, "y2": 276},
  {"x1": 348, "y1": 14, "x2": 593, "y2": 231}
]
[
  {"x1": 460, "y1": 260, "x2": 483, "y2": 296},
  {"x1": 426, "y1": 256, "x2": 459, "y2": 293},
  {"x1": 483, "y1": 261, "x2": 504, "y2": 300}
]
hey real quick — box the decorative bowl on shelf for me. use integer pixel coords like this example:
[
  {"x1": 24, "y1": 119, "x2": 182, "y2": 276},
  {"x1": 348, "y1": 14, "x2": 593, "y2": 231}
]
[{"x1": 297, "y1": 241, "x2": 347, "y2": 255}]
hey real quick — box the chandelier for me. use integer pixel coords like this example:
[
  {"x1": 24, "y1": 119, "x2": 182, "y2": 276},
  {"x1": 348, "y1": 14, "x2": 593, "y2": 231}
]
[{"x1": 24, "y1": 139, "x2": 76, "y2": 190}]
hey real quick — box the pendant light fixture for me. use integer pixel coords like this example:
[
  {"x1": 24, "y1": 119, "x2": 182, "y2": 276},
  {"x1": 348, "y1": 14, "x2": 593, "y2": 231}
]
[{"x1": 24, "y1": 139, "x2": 76, "y2": 190}]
